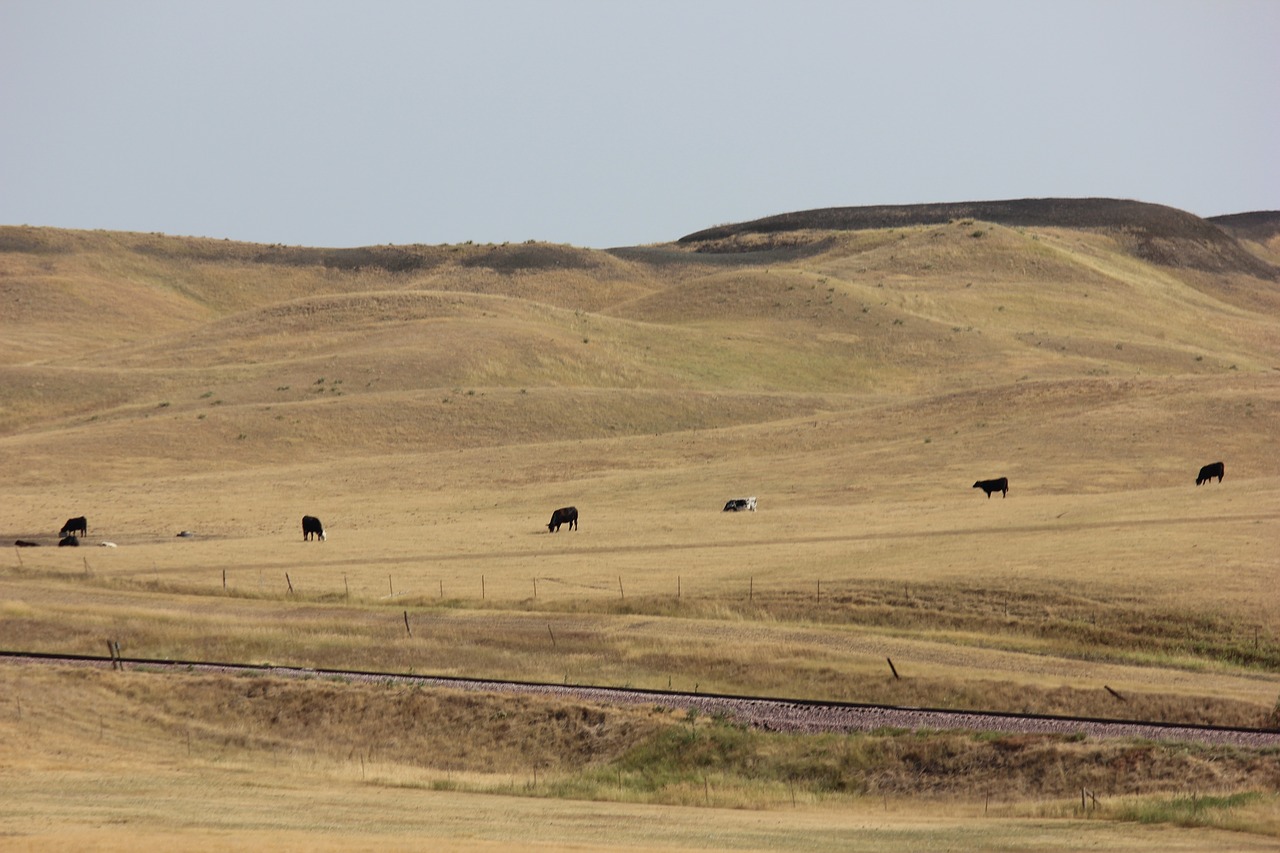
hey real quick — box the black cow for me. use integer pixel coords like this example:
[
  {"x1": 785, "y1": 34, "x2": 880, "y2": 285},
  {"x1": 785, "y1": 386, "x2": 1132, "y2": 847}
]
[
  {"x1": 302, "y1": 515, "x2": 326, "y2": 541},
  {"x1": 14, "y1": 540, "x2": 40, "y2": 548},
  {"x1": 58, "y1": 535, "x2": 80, "y2": 547},
  {"x1": 1196, "y1": 461, "x2": 1225, "y2": 486},
  {"x1": 59, "y1": 516, "x2": 87, "y2": 537},
  {"x1": 547, "y1": 506, "x2": 578, "y2": 533},
  {"x1": 973, "y1": 477, "x2": 1008, "y2": 499}
]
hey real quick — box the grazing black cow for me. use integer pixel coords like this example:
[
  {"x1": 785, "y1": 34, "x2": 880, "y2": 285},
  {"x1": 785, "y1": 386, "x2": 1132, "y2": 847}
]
[
  {"x1": 302, "y1": 515, "x2": 326, "y2": 541},
  {"x1": 1196, "y1": 461, "x2": 1225, "y2": 486},
  {"x1": 722, "y1": 497, "x2": 757, "y2": 512},
  {"x1": 547, "y1": 506, "x2": 578, "y2": 533},
  {"x1": 58, "y1": 535, "x2": 80, "y2": 547},
  {"x1": 59, "y1": 516, "x2": 87, "y2": 537},
  {"x1": 973, "y1": 477, "x2": 1009, "y2": 499},
  {"x1": 14, "y1": 540, "x2": 40, "y2": 548}
]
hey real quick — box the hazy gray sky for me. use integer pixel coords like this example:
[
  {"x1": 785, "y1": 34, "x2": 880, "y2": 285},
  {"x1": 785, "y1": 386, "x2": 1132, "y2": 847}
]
[{"x1": 3, "y1": 1, "x2": 1277, "y2": 248}]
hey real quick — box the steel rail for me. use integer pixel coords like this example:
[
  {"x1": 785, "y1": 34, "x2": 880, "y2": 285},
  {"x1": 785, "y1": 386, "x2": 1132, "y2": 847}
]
[{"x1": 3, "y1": 650, "x2": 1277, "y2": 746}]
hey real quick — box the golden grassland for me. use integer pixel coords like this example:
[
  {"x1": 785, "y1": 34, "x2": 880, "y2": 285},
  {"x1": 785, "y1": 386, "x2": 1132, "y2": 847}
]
[{"x1": 1, "y1": 213, "x2": 1279, "y2": 849}]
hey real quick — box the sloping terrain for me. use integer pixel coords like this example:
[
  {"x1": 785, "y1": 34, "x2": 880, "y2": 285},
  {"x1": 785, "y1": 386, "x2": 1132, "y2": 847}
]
[{"x1": 2, "y1": 200, "x2": 1279, "y2": 848}]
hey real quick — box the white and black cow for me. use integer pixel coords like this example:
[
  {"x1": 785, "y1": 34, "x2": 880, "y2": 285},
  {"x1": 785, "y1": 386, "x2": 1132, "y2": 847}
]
[
  {"x1": 722, "y1": 497, "x2": 757, "y2": 512},
  {"x1": 302, "y1": 515, "x2": 326, "y2": 541},
  {"x1": 973, "y1": 477, "x2": 1008, "y2": 498},
  {"x1": 547, "y1": 506, "x2": 578, "y2": 532},
  {"x1": 1195, "y1": 461, "x2": 1224, "y2": 486}
]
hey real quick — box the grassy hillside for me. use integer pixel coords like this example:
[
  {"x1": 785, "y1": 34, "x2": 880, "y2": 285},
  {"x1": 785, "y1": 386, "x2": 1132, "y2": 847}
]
[{"x1": 2, "y1": 200, "x2": 1279, "y2": 848}]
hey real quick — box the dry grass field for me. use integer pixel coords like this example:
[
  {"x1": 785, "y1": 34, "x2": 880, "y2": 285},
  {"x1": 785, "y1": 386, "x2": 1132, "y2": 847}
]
[{"x1": 2, "y1": 200, "x2": 1279, "y2": 849}]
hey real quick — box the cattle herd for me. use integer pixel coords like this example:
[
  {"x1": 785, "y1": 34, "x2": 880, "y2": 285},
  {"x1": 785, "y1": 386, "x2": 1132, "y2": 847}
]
[{"x1": 13, "y1": 462, "x2": 1225, "y2": 549}]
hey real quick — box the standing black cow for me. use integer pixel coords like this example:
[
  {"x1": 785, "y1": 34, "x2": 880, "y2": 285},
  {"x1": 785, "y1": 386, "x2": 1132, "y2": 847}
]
[
  {"x1": 302, "y1": 515, "x2": 326, "y2": 541},
  {"x1": 973, "y1": 477, "x2": 1009, "y2": 499},
  {"x1": 59, "y1": 516, "x2": 87, "y2": 537},
  {"x1": 1196, "y1": 461, "x2": 1225, "y2": 486},
  {"x1": 547, "y1": 506, "x2": 578, "y2": 533}
]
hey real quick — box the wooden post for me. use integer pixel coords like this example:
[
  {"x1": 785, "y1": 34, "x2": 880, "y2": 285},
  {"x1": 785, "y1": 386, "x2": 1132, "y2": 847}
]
[
  {"x1": 1104, "y1": 685, "x2": 1126, "y2": 702},
  {"x1": 481, "y1": 575, "x2": 485, "y2": 599},
  {"x1": 222, "y1": 569, "x2": 226, "y2": 590},
  {"x1": 403, "y1": 610, "x2": 412, "y2": 638},
  {"x1": 285, "y1": 573, "x2": 294, "y2": 594},
  {"x1": 533, "y1": 577, "x2": 537, "y2": 598},
  {"x1": 886, "y1": 657, "x2": 900, "y2": 679},
  {"x1": 439, "y1": 579, "x2": 443, "y2": 598},
  {"x1": 749, "y1": 577, "x2": 753, "y2": 602},
  {"x1": 677, "y1": 575, "x2": 681, "y2": 599},
  {"x1": 618, "y1": 576, "x2": 624, "y2": 600},
  {"x1": 817, "y1": 579, "x2": 821, "y2": 605},
  {"x1": 547, "y1": 625, "x2": 556, "y2": 647},
  {"x1": 106, "y1": 640, "x2": 118, "y2": 670},
  {"x1": 344, "y1": 573, "x2": 349, "y2": 600},
  {"x1": 388, "y1": 575, "x2": 393, "y2": 597}
]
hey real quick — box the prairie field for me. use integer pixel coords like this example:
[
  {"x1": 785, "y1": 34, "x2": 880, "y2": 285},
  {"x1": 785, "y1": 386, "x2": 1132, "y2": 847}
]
[{"x1": 2, "y1": 202, "x2": 1279, "y2": 850}]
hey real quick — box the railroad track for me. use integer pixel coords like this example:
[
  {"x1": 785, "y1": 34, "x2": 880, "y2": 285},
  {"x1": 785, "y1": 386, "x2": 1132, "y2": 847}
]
[{"x1": 4, "y1": 650, "x2": 1278, "y2": 748}]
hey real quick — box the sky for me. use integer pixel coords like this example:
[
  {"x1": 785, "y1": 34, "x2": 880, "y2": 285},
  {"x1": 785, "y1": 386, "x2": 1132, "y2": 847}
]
[{"x1": 2, "y1": 1, "x2": 1277, "y2": 249}]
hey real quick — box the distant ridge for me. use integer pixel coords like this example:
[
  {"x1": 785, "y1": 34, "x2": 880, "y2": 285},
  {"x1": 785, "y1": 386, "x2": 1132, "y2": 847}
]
[
  {"x1": 678, "y1": 198, "x2": 1276, "y2": 277},
  {"x1": 1207, "y1": 210, "x2": 1280, "y2": 244}
]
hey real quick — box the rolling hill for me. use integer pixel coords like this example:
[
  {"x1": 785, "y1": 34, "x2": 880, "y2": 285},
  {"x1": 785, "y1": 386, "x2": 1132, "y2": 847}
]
[{"x1": 2, "y1": 199, "x2": 1279, "y2": 847}]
